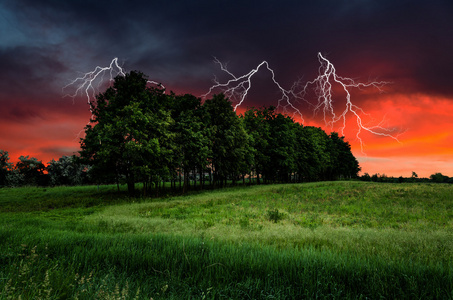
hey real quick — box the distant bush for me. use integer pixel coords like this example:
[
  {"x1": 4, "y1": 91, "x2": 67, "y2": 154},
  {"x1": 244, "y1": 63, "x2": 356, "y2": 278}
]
[
  {"x1": 430, "y1": 172, "x2": 449, "y2": 183},
  {"x1": 267, "y1": 208, "x2": 283, "y2": 223}
]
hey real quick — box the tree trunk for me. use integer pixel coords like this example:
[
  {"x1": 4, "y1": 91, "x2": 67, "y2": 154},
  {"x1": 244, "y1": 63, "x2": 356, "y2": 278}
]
[
  {"x1": 199, "y1": 165, "x2": 203, "y2": 190},
  {"x1": 179, "y1": 171, "x2": 182, "y2": 190},
  {"x1": 155, "y1": 180, "x2": 159, "y2": 197},
  {"x1": 183, "y1": 168, "x2": 188, "y2": 194},
  {"x1": 127, "y1": 180, "x2": 135, "y2": 196},
  {"x1": 143, "y1": 181, "x2": 147, "y2": 197},
  {"x1": 209, "y1": 168, "x2": 212, "y2": 188}
]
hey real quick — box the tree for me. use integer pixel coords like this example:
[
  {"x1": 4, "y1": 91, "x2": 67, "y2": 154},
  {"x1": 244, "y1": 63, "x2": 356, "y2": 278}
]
[
  {"x1": 15, "y1": 155, "x2": 46, "y2": 186},
  {"x1": 293, "y1": 123, "x2": 318, "y2": 182},
  {"x1": 242, "y1": 107, "x2": 271, "y2": 184},
  {"x1": 243, "y1": 107, "x2": 361, "y2": 183},
  {"x1": 47, "y1": 155, "x2": 87, "y2": 186},
  {"x1": 361, "y1": 173, "x2": 371, "y2": 181},
  {"x1": 328, "y1": 132, "x2": 360, "y2": 179},
  {"x1": 300, "y1": 126, "x2": 332, "y2": 181},
  {"x1": 408, "y1": 171, "x2": 418, "y2": 182},
  {"x1": 203, "y1": 94, "x2": 251, "y2": 187},
  {"x1": 80, "y1": 71, "x2": 173, "y2": 195},
  {"x1": 0, "y1": 150, "x2": 13, "y2": 186},
  {"x1": 243, "y1": 107, "x2": 300, "y2": 183},
  {"x1": 170, "y1": 94, "x2": 210, "y2": 193},
  {"x1": 430, "y1": 172, "x2": 448, "y2": 183},
  {"x1": 262, "y1": 111, "x2": 297, "y2": 183}
]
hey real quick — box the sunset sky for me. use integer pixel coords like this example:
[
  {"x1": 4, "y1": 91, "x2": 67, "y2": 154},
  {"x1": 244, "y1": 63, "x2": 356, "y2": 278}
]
[{"x1": 1, "y1": 0, "x2": 452, "y2": 178}]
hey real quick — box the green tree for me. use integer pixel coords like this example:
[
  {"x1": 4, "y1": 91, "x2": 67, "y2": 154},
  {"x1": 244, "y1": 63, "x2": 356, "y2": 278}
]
[
  {"x1": 243, "y1": 107, "x2": 300, "y2": 183},
  {"x1": 300, "y1": 126, "x2": 332, "y2": 181},
  {"x1": 47, "y1": 155, "x2": 86, "y2": 186},
  {"x1": 263, "y1": 111, "x2": 297, "y2": 183},
  {"x1": 242, "y1": 107, "x2": 271, "y2": 184},
  {"x1": 328, "y1": 132, "x2": 360, "y2": 179},
  {"x1": 204, "y1": 94, "x2": 250, "y2": 187},
  {"x1": 80, "y1": 71, "x2": 173, "y2": 195},
  {"x1": 170, "y1": 94, "x2": 210, "y2": 192},
  {"x1": 293, "y1": 123, "x2": 317, "y2": 182}
]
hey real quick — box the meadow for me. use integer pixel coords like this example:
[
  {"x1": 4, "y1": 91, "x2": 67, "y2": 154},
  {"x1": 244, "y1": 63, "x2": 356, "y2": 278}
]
[{"x1": 0, "y1": 181, "x2": 452, "y2": 299}]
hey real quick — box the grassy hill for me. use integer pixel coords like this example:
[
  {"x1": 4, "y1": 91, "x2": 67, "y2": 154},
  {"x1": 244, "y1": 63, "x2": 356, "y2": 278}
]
[{"x1": 1, "y1": 181, "x2": 452, "y2": 299}]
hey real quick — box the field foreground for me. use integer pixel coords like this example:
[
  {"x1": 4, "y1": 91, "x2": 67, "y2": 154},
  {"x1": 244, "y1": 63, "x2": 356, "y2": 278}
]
[{"x1": 0, "y1": 181, "x2": 452, "y2": 299}]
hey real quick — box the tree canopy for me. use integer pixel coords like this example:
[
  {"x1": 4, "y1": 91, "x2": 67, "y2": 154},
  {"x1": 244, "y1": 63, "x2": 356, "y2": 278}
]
[{"x1": 77, "y1": 71, "x2": 361, "y2": 195}]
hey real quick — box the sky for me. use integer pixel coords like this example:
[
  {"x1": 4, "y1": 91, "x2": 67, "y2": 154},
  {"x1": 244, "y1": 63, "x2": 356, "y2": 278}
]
[{"x1": 1, "y1": 0, "x2": 452, "y2": 178}]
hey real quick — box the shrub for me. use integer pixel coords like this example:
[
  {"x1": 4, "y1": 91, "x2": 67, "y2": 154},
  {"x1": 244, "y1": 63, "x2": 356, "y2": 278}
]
[{"x1": 267, "y1": 208, "x2": 283, "y2": 223}]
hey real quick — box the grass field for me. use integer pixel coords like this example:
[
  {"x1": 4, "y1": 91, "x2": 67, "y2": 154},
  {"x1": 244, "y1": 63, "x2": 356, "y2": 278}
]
[{"x1": 0, "y1": 181, "x2": 452, "y2": 299}]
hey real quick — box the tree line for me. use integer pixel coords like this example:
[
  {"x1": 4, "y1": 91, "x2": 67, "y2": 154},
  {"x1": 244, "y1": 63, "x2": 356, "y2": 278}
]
[
  {"x1": 1, "y1": 71, "x2": 451, "y2": 191},
  {"x1": 1, "y1": 71, "x2": 361, "y2": 193},
  {"x1": 79, "y1": 71, "x2": 361, "y2": 195},
  {"x1": 360, "y1": 172, "x2": 453, "y2": 184}
]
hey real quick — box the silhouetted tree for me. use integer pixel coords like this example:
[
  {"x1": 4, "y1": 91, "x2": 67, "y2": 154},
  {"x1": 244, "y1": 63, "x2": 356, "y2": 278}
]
[
  {"x1": 15, "y1": 155, "x2": 46, "y2": 186},
  {"x1": 0, "y1": 150, "x2": 13, "y2": 187},
  {"x1": 430, "y1": 172, "x2": 448, "y2": 183},
  {"x1": 263, "y1": 111, "x2": 297, "y2": 183},
  {"x1": 301, "y1": 126, "x2": 332, "y2": 180},
  {"x1": 361, "y1": 173, "x2": 371, "y2": 181},
  {"x1": 328, "y1": 132, "x2": 361, "y2": 179}
]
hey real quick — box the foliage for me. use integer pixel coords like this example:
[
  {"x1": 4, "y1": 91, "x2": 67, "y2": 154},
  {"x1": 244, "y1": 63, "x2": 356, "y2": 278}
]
[
  {"x1": 76, "y1": 70, "x2": 362, "y2": 194},
  {"x1": 242, "y1": 107, "x2": 360, "y2": 183},
  {"x1": 47, "y1": 155, "x2": 87, "y2": 186},
  {"x1": 170, "y1": 94, "x2": 210, "y2": 192},
  {"x1": 0, "y1": 150, "x2": 13, "y2": 186},
  {"x1": 267, "y1": 208, "x2": 283, "y2": 223},
  {"x1": 14, "y1": 155, "x2": 47, "y2": 186},
  {"x1": 4, "y1": 71, "x2": 451, "y2": 190},
  {"x1": 204, "y1": 94, "x2": 251, "y2": 187},
  {"x1": 430, "y1": 172, "x2": 450, "y2": 183},
  {"x1": 80, "y1": 71, "x2": 172, "y2": 195}
]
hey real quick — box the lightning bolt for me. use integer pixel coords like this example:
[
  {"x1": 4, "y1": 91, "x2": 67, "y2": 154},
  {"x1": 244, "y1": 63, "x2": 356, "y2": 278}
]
[
  {"x1": 203, "y1": 52, "x2": 402, "y2": 151},
  {"x1": 303, "y1": 53, "x2": 401, "y2": 150},
  {"x1": 63, "y1": 58, "x2": 165, "y2": 118},
  {"x1": 201, "y1": 58, "x2": 309, "y2": 122},
  {"x1": 65, "y1": 53, "x2": 402, "y2": 151}
]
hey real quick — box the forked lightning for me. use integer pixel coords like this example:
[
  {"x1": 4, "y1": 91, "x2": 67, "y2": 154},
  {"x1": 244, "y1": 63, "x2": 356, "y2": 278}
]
[{"x1": 65, "y1": 53, "x2": 401, "y2": 150}]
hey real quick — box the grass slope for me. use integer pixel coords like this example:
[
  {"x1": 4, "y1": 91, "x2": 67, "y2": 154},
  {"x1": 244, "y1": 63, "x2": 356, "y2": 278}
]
[{"x1": 0, "y1": 181, "x2": 452, "y2": 299}]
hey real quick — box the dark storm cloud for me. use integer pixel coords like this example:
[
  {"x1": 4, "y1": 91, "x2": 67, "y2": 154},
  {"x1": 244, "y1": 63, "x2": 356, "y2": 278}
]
[
  {"x1": 0, "y1": 45, "x2": 91, "y2": 126},
  {"x1": 0, "y1": 46, "x2": 67, "y2": 97},
  {"x1": 2, "y1": 0, "x2": 453, "y2": 104},
  {"x1": 325, "y1": 1, "x2": 453, "y2": 97}
]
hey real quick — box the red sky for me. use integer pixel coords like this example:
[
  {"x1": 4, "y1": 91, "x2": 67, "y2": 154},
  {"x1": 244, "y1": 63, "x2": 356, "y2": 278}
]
[
  {"x1": 343, "y1": 94, "x2": 453, "y2": 177},
  {"x1": 2, "y1": 87, "x2": 451, "y2": 178},
  {"x1": 1, "y1": 1, "x2": 452, "y2": 178}
]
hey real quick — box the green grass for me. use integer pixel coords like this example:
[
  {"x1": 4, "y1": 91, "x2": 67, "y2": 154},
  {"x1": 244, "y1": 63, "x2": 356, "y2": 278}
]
[{"x1": 0, "y1": 181, "x2": 452, "y2": 299}]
